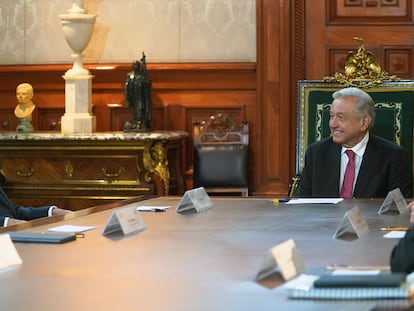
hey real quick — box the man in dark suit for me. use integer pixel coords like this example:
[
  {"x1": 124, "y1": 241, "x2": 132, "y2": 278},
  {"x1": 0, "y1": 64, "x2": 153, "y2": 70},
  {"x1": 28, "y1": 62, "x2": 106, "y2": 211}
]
[
  {"x1": 294, "y1": 87, "x2": 412, "y2": 198},
  {"x1": 391, "y1": 203, "x2": 414, "y2": 273},
  {"x1": 0, "y1": 173, "x2": 71, "y2": 227}
]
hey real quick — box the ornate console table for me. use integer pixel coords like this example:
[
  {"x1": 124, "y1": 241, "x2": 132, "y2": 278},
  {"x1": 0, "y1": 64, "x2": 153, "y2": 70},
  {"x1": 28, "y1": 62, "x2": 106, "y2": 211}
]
[{"x1": 0, "y1": 131, "x2": 187, "y2": 210}]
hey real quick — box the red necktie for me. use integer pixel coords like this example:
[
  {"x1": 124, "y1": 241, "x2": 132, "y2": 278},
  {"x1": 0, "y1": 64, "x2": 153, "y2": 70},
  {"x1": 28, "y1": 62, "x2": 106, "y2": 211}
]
[{"x1": 340, "y1": 150, "x2": 355, "y2": 199}]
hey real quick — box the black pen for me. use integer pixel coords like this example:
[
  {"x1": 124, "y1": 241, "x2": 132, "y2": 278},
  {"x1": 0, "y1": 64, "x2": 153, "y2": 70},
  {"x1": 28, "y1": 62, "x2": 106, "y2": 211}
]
[{"x1": 151, "y1": 208, "x2": 165, "y2": 212}]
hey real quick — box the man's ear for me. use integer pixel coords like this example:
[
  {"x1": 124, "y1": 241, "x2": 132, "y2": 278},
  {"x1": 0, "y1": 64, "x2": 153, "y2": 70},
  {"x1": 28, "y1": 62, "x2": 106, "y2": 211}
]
[{"x1": 361, "y1": 115, "x2": 372, "y2": 130}]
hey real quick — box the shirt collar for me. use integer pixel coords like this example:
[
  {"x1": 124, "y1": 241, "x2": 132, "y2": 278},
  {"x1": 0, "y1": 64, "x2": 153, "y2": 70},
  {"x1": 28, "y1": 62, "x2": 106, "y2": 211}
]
[{"x1": 341, "y1": 131, "x2": 369, "y2": 157}]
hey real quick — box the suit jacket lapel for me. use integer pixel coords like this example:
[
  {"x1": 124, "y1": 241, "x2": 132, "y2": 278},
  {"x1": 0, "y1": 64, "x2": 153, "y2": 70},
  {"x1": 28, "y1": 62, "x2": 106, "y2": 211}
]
[
  {"x1": 323, "y1": 142, "x2": 341, "y2": 196},
  {"x1": 354, "y1": 135, "x2": 379, "y2": 196}
]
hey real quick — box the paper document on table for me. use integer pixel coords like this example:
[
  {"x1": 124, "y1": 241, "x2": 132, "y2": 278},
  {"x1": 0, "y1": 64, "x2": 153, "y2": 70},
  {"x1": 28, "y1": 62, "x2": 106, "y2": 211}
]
[
  {"x1": 383, "y1": 231, "x2": 406, "y2": 239},
  {"x1": 332, "y1": 270, "x2": 381, "y2": 276},
  {"x1": 48, "y1": 225, "x2": 96, "y2": 233},
  {"x1": 286, "y1": 198, "x2": 344, "y2": 204}
]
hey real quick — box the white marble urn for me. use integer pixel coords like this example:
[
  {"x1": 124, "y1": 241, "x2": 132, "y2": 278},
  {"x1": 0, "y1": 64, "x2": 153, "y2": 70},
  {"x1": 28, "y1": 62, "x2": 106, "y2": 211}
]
[{"x1": 60, "y1": 0, "x2": 96, "y2": 77}]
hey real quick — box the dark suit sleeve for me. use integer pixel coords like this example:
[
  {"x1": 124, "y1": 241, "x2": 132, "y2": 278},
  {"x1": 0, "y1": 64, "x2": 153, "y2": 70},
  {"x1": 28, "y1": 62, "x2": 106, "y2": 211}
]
[
  {"x1": 357, "y1": 136, "x2": 412, "y2": 198},
  {"x1": 390, "y1": 228, "x2": 414, "y2": 274},
  {"x1": 388, "y1": 145, "x2": 411, "y2": 198},
  {"x1": 294, "y1": 138, "x2": 341, "y2": 198},
  {"x1": 0, "y1": 183, "x2": 50, "y2": 226},
  {"x1": 14, "y1": 205, "x2": 50, "y2": 220},
  {"x1": 294, "y1": 149, "x2": 313, "y2": 197}
]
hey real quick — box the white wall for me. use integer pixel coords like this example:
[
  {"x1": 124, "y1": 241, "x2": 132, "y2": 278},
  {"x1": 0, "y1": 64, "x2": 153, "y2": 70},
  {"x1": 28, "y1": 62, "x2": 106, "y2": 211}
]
[{"x1": 0, "y1": 0, "x2": 256, "y2": 65}]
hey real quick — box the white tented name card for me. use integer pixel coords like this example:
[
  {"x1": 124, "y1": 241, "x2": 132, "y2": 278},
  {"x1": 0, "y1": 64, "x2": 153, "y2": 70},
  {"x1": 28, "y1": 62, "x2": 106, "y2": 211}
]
[
  {"x1": 0, "y1": 234, "x2": 22, "y2": 271},
  {"x1": 256, "y1": 239, "x2": 306, "y2": 281},
  {"x1": 378, "y1": 188, "x2": 408, "y2": 215},
  {"x1": 334, "y1": 206, "x2": 368, "y2": 239},
  {"x1": 176, "y1": 187, "x2": 215, "y2": 213},
  {"x1": 102, "y1": 205, "x2": 146, "y2": 236}
]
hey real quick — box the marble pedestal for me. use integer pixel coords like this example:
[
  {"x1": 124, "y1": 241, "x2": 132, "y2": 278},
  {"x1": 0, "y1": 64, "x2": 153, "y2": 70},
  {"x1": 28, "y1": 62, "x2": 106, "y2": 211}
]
[{"x1": 61, "y1": 74, "x2": 96, "y2": 134}]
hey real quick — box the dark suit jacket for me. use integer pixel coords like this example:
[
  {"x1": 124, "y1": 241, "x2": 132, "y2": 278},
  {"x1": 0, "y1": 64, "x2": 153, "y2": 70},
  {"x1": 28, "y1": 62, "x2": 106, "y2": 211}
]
[
  {"x1": 390, "y1": 227, "x2": 414, "y2": 274},
  {"x1": 0, "y1": 174, "x2": 50, "y2": 226},
  {"x1": 294, "y1": 133, "x2": 412, "y2": 198}
]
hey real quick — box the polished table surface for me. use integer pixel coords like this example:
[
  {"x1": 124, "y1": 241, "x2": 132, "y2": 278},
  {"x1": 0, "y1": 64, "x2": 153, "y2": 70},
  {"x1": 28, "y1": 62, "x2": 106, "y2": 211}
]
[{"x1": 0, "y1": 197, "x2": 412, "y2": 311}]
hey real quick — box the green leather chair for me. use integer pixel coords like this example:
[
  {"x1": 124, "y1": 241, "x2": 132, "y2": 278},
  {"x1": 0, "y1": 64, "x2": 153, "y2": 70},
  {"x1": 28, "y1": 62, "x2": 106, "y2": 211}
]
[{"x1": 288, "y1": 80, "x2": 414, "y2": 197}]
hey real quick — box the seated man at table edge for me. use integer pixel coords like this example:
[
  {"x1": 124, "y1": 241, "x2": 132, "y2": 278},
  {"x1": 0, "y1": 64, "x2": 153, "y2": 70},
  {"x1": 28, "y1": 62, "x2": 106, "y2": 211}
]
[
  {"x1": 0, "y1": 173, "x2": 71, "y2": 227},
  {"x1": 391, "y1": 202, "x2": 414, "y2": 274},
  {"x1": 294, "y1": 87, "x2": 411, "y2": 199}
]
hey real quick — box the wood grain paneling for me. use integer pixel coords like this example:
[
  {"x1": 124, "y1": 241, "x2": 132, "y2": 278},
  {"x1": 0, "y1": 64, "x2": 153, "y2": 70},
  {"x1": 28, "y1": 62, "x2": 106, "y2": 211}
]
[
  {"x1": 383, "y1": 46, "x2": 414, "y2": 78},
  {"x1": 0, "y1": 62, "x2": 257, "y2": 193},
  {"x1": 327, "y1": 0, "x2": 413, "y2": 25},
  {"x1": 305, "y1": 1, "x2": 414, "y2": 80},
  {"x1": 255, "y1": 0, "x2": 304, "y2": 196}
]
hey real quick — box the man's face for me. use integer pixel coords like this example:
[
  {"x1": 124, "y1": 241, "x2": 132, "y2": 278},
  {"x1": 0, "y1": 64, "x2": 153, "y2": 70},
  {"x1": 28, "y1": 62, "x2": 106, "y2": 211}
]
[
  {"x1": 16, "y1": 87, "x2": 32, "y2": 104},
  {"x1": 329, "y1": 96, "x2": 371, "y2": 148}
]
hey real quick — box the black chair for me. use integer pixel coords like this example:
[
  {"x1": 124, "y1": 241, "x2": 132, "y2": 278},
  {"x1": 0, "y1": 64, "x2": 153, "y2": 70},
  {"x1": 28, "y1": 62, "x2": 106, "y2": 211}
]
[{"x1": 193, "y1": 112, "x2": 249, "y2": 197}]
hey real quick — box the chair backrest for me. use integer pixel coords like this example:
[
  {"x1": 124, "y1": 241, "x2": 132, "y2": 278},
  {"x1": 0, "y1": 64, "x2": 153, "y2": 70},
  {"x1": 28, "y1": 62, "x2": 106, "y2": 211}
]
[
  {"x1": 193, "y1": 112, "x2": 249, "y2": 196},
  {"x1": 290, "y1": 37, "x2": 414, "y2": 197},
  {"x1": 296, "y1": 80, "x2": 414, "y2": 174}
]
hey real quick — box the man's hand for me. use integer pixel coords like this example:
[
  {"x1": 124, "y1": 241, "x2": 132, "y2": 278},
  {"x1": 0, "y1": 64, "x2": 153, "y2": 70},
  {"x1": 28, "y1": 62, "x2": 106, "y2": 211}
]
[{"x1": 51, "y1": 208, "x2": 72, "y2": 216}]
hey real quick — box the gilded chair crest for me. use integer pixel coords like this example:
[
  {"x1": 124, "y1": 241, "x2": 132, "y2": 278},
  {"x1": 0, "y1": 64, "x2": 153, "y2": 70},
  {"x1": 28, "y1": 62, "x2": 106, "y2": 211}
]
[{"x1": 324, "y1": 37, "x2": 399, "y2": 88}]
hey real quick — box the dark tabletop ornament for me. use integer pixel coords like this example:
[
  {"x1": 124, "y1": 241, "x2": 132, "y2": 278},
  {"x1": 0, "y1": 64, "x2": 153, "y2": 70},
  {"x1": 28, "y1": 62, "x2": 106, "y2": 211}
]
[{"x1": 124, "y1": 52, "x2": 152, "y2": 132}]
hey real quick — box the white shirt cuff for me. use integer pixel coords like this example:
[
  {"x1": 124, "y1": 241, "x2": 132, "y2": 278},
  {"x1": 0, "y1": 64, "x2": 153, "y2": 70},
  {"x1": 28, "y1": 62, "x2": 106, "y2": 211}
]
[{"x1": 48, "y1": 205, "x2": 58, "y2": 217}]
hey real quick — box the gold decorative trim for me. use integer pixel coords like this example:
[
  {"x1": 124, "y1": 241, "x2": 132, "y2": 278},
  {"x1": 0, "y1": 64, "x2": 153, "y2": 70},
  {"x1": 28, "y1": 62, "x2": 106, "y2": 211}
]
[
  {"x1": 65, "y1": 161, "x2": 73, "y2": 178},
  {"x1": 143, "y1": 141, "x2": 170, "y2": 195},
  {"x1": 313, "y1": 102, "x2": 402, "y2": 144},
  {"x1": 315, "y1": 103, "x2": 331, "y2": 142},
  {"x1": 15, "y1": 167, "x2": 35, "y2": 177},
  {"x1": 102, "y1": 166, "x2": 126, "y2": 179}
]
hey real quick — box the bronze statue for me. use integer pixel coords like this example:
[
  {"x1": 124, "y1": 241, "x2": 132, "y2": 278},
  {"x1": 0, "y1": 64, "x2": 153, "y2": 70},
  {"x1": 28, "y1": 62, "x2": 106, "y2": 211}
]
[{"x1": 124, "y1": 52, "x2": 152, "y2": 132}]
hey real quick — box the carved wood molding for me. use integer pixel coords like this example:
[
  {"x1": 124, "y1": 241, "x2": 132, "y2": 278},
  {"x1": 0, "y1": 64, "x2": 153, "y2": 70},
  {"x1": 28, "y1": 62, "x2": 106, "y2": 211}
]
[{"x1": 326, "y1": 0, "x2": 413, "y2": 25}]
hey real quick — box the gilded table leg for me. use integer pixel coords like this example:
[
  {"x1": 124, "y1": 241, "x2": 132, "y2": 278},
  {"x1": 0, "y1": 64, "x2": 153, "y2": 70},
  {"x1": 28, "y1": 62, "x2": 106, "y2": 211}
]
[{"x1": 143, "y1": 141, "x2": 170, "y2": 195}]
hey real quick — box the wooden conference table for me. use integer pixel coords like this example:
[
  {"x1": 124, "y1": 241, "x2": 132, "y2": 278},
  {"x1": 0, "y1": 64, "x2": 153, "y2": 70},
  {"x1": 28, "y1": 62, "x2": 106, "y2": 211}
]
[{"x1": 0, "y1": 196, "x2": 412, "y2": 311}]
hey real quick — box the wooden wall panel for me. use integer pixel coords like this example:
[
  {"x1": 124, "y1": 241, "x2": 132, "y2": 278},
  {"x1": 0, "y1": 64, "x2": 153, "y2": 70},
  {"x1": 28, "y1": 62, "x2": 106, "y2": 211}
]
[
  {"x1": 0, "y1": 110, "x2": 17, "y2": 131},
  {"x1": 306, "y1": 1, "x2": 414, "y2": 80},
  {"x1": 383, "y1": 46, "x2": 414, "y2": 78},
  {"x1": 0, "y1": 62, "x2": 257, "y2": 193},
  {"x1": 255, "y1": 0, "x2": 304, "y2": 196},
  {"x1": 327, "y1": 0, "x2": 413, "y2": 25},
  {"x1": 255, "y1": 0, "x2": 414, "y2": 197}
]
